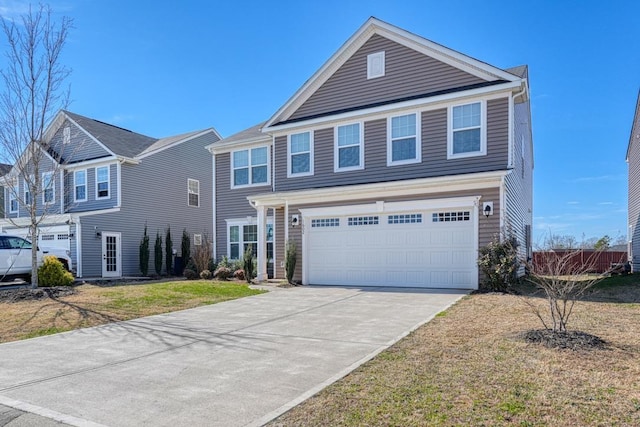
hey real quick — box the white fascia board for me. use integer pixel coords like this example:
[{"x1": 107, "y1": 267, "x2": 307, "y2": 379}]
[
  {"x1": 248, "y1": 170, "x2": 507, "y2": 207},
  {"x1": 299, "y1": 196, "x2": 480, "y2": 218},
  {"x1": 64, "y1": 157, "x2": 119, "y2": 171},
  {"x1": 42, "y1": 110, "x2": 67, "y2": 144},
  {"x1": 263, "y1": 81, "x2": 520, "y2": 135},
  {"x1": 206, "y1": 136, "x2": 272, "y2": 155},
  {"x1": 137, "y1": 129, "x2": 219, "y2": 160},
  {"x1": 0, "y1": 213, "x2": 73, "y2": 228}
]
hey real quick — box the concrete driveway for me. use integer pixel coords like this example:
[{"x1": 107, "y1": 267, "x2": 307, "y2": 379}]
[{"x1": 0, "y1": 285, "x2": 466, "y2": 427}]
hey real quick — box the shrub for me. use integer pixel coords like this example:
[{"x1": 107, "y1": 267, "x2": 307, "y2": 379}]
[
  {"x1": 234, "y1": 269, "x2": 245, "y2": 281},
  {"x1": 477, "y1": 234, "x2": 519, "y2": 292},
  {"x1": 214, "y1": 266, "x2": 232, "y2": 280},
  {"x1": 183, "y1": 268, "x2": 198, "y2": 280},
  {"x1": 182, "y1": 228, "x2": 191, "y2": 266},
  {"x1": 139, "y1": 224, "x2": 150, "y2": 276},
  {"x1": 199, "y1": 269, "x2": 212, "y2": 280},
  {"x1": 154, "y1": 231, "x2": 162, "y2": 275},
  {"x1": 165, "y1": 226, "x2": 173, "y2": 275},
  {"x1": 38, "y1": 255, "x2": 74, "y2": 287},
  {"x1": 243, "y1": 246, "x2": 255, "y2": 283},
  {"x1": 193, "y1": 233, "x2": 212, "y2": 274},
  {"x1": 285, "y1": 240, "x2": 297, "y2": 284}
]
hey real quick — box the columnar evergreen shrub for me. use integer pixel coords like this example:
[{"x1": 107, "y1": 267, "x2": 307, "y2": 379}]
[
  {"x1": 165, "y1": 226, "x2": 173, "y2": 275},
  {"x1": 243, "y1": 245, "x2": 255, "y2": 283},
  {"x1": 182, "y1": 228, "x2": 191, "y2": 267},
  {"x1": 285, "y1": 240, "x2": 297, "y2": 284},
  {"x1": 139, "y1": 224, "x2": 150, "y2": 276},
  {"x1": 154, "y1": 231, "x2": 162, "y2": 275},
  {"x1": 38, "y1": 255, "x2": 74, "y2": 287}
]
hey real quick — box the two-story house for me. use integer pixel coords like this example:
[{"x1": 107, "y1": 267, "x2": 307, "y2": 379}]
[
  {"x1": 627, "y1": 91, "x2": 640, "y2": 272},
  {"x1": 1, "y1": 110, "x2": 220, "y2": 277},
  {"x1": 208, "y1": 18, "x2": 534, "y2": 289}
]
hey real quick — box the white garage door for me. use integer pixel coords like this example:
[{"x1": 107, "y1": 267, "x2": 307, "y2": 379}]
[
  {"x1": 10, "y1": 225, "x2": 71, "y2": 251},
  {"x1": 304, "y1": 203, "x2": 478, "y2": 289}
]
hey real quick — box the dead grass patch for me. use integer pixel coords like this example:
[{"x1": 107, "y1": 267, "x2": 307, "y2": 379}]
[
  {"x1": 0, "y1": 281, "x2": 264, "y2": 343},
  {"x1": 270, "y1": 276, "x2": 640, "y2": 426}
]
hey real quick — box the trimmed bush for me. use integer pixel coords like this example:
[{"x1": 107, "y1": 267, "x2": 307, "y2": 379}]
[
  {"x1": 182, "y1": 228, "x2": 191, "y2": 266},
  {"x1": 165, "y1": 226, "x2": 173, "y2": 275},
  {"x1": 477, "y1": 234, "x2": 519, "y2": 292},
  {"x1": 234, "y1": 269, "x2": 245, "y2": 281},
  {"x1": 139, "y1": 224, "x2": 149, "y2": 276},
  {"x1": 285, "y1": 240, "x2": 297, "y2": 284},
  {"x1": 243, "y1": 246, "x2": 255, "y2": 283},
  {"x1": 154, "y1": 231, "x2": 162, "y2": 275},
  {"x1": 214, "y1": 266, "x2": 232, "y2": 280},
  {"x1": 38, "y1": 255, "x2": 74, "y2": 287},
  {"x1": 199, "y1": 269, "x2": 212, "y2": 280},
  {"x1": 183, "y1": 268, "x2": 198, "y2": 280}
]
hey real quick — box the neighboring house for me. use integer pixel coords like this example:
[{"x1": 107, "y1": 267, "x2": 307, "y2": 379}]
[
  {"x1": 0, "y1": 111, "x2": 220, "y2": 277},
  {"x1": 627, "y1": 91, "x2": 640, "y2": 272},
  {"x1": 208, "y1": 17, "x2": 533, "y2": 289},
  {"x1": 0, "y1": 163, "x2": 12, "y2": 218}
]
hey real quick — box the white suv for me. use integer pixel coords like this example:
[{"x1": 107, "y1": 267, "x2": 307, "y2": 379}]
[{"x1": 0, "y1": 234, "x2": 73, "y2": 281}]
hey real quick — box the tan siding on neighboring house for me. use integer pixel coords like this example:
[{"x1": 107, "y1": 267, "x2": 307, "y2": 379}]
[
  {"x1": 289, "y1": 35, "x2": 487, "y2": 121},
  {"x1": 275, "y1": 97, "x2": 510, "y2": 192}
]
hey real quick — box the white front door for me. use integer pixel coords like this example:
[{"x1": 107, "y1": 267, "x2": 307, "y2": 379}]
[{"x1": 102, "y1": 232, "x2": 121, "y2": 278}]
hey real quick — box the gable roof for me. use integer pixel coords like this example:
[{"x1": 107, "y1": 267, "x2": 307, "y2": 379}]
[
  {"x1": 0, "y1": 163, "x2": 12, "y2": 176},
  {"x1": 627, "y1": 90, "x2": 640, "y2": 162},
  {"x1": 63, "y1": 111, "x2": 159, "y2": 159},
  {"x1": 206, "y1": 122, "x2": 269, "y2": 154},
  {"x1": 138, "y1": 128, "x2": 221, "y2": 158},
  {"x1": 264, "y1": 17, "x2": 523, "y2": 129}
]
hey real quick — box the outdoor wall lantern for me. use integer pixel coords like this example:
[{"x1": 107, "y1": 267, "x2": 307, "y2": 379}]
[
  {"x1": 483, "y1": 202, "x2": 493, "y2": 218},
  {"x1": 291, "y1": 214, "x2": 300, "y2": 227}
]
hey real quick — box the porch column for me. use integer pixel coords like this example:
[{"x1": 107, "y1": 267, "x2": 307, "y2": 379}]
[{"x1": 256, "y1": 205, "x2": 267, "y2": 281}]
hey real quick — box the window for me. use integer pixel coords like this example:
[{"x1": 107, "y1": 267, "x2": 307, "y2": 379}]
[
  {"x1": 74, "y1": 170, "x2": 87, "y2": 202},
  {"x1": 388, "y1": 214, "x2": 422, "y2": 224},
  {"x1": 449, "y1": 101, "x2": 485, "y2": 158},
  {"x1": 367, "y1": 51, "x2": 385, "y2": 79},
  {"x1": 24, "y1": 183, "x2": 32, "y2": 206},
  {"x1": 188, "y1": 179, "x2": 199, "y2": 207},
  {"x1": 348, "y1": 216, "x2": 379, "y2": 226},
  {"x1": 228, "y1": 221, "x2": 273, "y2": 260},
  {"x1": 42, "y1": 172, "x2": 54, "y2": 204},
  {"x1": 311, "y1": 218, "x2": 340, "y2": 228},
  {"x1": 388, "y1": 113, "x2": 420, "y2": 165},
  {"x1": 288, "y1": 132, "x2": 313, "y2": 176},
  {"x1": 41, "y1": 234, "x2": 55, "y2": 241},
  {"x1": 63, "y1": 126, "x2": 71, "y2": 144},
  {"x1": 96, "y1": 166, "x2": 109, "y2": 199},
  {"x1": 9, "y1": 191, "x2": 17, "y2": 213},
  {"x1": 432, "y1": 211, "x2": 471, "y2": 222},
  {"x1": 232, "y1": 146, "x2": 269, "y2": 187},
  {"x1": 335, "y1": 123, "x2": 363, "y2": 171}
]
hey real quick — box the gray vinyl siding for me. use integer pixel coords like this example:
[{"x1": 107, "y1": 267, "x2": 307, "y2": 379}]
[
  {"x1": 214, "y1": 152, "x2": 271, "y2": 260},
  {"x1": 281, "y1": 187, "x2": 501, "y2": 283},
  {"x1": 49, "y1": 119, "x2": 112, "y2": 163},
  {"x1": 629, "y1": 101, "x2": 640, "y2": 272},
  {"x1": 505, "y1": 98, "x2": 534, "y2": 266},
  {"x1": 65, "y1": 163, "x2": 119, "y2": 212},
  {"x1": 77, "y1": 132, "x2": 219, "y2": 277},
  {"x1": 276, "y1": 97, "x2": 509, "y2": 192},
  {"x1": 6, "y1": 156, "x2": 63, "y2": 219},
  {"x1": 289, "y1": 35, "x2": 486, "y2": 121}
]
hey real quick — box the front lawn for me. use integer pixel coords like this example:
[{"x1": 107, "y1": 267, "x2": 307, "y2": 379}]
[
  {"x1": 0, "y1": 280, "x2": 265, "y2": 343},
  {"x1": 270, "y1": 275, "x2": 640, "y2": 426}
]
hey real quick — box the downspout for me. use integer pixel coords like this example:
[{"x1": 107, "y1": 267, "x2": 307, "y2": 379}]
[
  {"x1": 211, "y1": 153, "x2": 217, "y2": 260},
  {"x1": 509, "y1": 81, "x2": 528, "y2": 169},
  {"x1": 75, "y1": 216, "x2": 82, "y2": 278}
]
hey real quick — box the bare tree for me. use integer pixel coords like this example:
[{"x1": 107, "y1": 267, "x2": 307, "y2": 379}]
[
  {"x1": 0, "y1": 4, "x2": 72, "y2": 287},
  {"x1": 525, "y1": 250, "x2": 607, "y2": 332}
]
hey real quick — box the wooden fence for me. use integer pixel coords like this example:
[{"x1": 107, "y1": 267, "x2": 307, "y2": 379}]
[{"x1": 532, "y1": 250, "x2": 628, "y2": 274}]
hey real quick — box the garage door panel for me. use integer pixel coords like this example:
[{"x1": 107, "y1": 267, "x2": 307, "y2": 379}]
[{"x1": 307, "y1": 207, "x2": 477, "y2": 289}]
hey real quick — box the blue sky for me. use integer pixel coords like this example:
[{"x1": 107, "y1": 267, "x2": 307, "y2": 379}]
[{"x1": 0, "y1": 0, "x2": 638, "y2": 244}]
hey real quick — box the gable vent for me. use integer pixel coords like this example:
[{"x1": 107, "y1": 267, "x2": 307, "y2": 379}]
[{"x1": 367, "y1": 51, "x2": 385, "y2": 79}]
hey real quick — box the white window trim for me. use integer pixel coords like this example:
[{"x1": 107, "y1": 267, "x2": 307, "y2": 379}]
[
  {"x1": 8, "y1": 190, "x2": 17, "y2": 213},
  {"x1": 188, "y1": 178, "x2": 200, "y2": 207},
  {"x1": 95, "y1": 166, "x2": 110, "y2": 200},
  {"x1": 367, "y1": 51, "x2": 385, "y2": 79},
  {"x1": 386, "y1": 112, "x2": 421, "y2": 166},
  {"x1": 42, "y1": 171, "x2": 55, "y2": 205},
  {"x1": 74, "y1": 169, "x2": 87, "y2": 203},
  {"x1": 287, "y1": 131, "x2": 314, "y2": 178},
  {"x1": 334, "y1": 122, "x2": 364, "y2": 172},
  {"x1": 231, "y1": 145, "x2": 271, "y2": 189},
  {"x1": 447, "y1": 100, "x2": 487, "y2": 159},
  {"x1": 226, "y1": 217, "x2": 274, "y2": 260}
]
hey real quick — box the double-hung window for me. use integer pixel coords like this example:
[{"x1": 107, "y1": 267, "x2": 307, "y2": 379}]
[
  {"x1": 188, "y1": 179, "x2": 200, "y2": 207},
  {"x1": 24, "y1": 177, "x2": 33, "y2": 206},
  {"x1": 335, "y1": 123, "x2": 363, "y2": 171},
  {"x1": 232, "y1": 147, "x2": 268, "y2": 187},
  {"x1": 288, "y1": 132, "x2": 313, "y2": 176},
  {"x1": 96, "y1": 166, "x2": 109, "y2": 199},
  {"x1": 9, "y1": 190, "x2": 17, "y2": 213},
  {"x1": 228, "y1": 221, "x2": 273, "y2": 261},
  {"x1": 42, "y1": 172, "x2": 54, "y2": 204},
  {"x1": 448, "y1": 101, "x2": 486, "y2": 158},
  {"x1": 387, "y1": 113, "x2": 420, "y2": 165},
  {"x1": 74, "y1": 170, "x2": 87, "y2": 202}
]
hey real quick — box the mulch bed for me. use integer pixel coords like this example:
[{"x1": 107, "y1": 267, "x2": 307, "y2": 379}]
[
  {"x1": 0, "y1": 286, "x2": 76, "y2": 303},
  {"x1": 519, "y1": 329, "x2": 607, "y2": 351}
]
